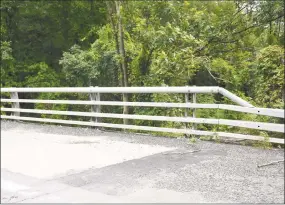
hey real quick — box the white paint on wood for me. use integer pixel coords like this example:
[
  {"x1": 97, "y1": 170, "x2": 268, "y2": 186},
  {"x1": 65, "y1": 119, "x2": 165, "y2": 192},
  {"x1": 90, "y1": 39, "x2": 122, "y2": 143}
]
[
  {"x1": 89, "y1": 87, "x2": 101, "y2": 123},
  {"x1": 10, "y1": 92, "x2": 20, "y2": 117}
]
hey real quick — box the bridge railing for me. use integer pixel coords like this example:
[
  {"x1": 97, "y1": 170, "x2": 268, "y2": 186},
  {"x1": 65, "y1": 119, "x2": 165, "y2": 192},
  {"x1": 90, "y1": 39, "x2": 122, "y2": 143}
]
[{"x1": 1, "y1": 86, "x2": 284, "y2": 144}]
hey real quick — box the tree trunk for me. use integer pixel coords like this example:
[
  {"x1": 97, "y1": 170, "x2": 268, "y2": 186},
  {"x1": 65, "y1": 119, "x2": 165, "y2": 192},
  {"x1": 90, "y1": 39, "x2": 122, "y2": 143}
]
[
  {"x1": 106, "y1": 1, "x2": 123, "y2": 87},
  {"x1": 115, "y1": 1, "x2": 129, "y2": 125},
  {"x1": 89, "y1": 0, "x2": 94, "y2": 17}
]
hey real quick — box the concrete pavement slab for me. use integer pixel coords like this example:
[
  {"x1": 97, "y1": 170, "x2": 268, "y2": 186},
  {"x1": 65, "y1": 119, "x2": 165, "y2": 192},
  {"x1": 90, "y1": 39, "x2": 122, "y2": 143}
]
[{"x1": 1, "y1": 121, "x2": 284, "y2": 203}]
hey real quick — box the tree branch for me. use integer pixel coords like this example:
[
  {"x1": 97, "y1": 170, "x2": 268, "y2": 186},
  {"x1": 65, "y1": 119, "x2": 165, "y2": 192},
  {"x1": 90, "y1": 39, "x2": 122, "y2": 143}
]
[
  {"x1": 194, "y1": 38, "x2": 239, "y2": 55},
  {"x1": 258, "y1": 160, "x2": 284, "y2": 168},
  {"x1": 194, "y1": 13, "x2": 283, "y2": 56},
  {"x1": 233, "y1": 14, "x2": 284, "y2": 36}
]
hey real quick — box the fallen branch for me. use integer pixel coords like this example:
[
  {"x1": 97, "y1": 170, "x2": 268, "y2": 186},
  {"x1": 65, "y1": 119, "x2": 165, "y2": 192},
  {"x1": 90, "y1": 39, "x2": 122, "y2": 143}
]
[
  {"x1": 257, "y1": 160, "x2": 284, "y2": 168},
  {"x1": 163, "y1": 149, "x2": 201, "y2": 155},
  {"x1": 224, "y1": 139, "x2": 247, "y2": 143}
]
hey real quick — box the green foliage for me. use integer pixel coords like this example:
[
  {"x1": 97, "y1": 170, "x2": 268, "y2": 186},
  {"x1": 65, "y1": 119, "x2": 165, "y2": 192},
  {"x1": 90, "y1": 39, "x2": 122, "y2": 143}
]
[
  {"x1": 188, "y1": 137, "x2": 197, "y2": 144},
  {"x1": 253, "y1": 132, "x2": 273, "y2": 150},
  {"x1": 1, "y1": 41, "x2": 15, "y2": 87},
  {"x1": 59, "y1": 45, "x2": 100, "y2": 86},
  {"x1": 200, "y1": 136, "x2": 212, "y2": 141},
  {"x1": 250, "y1": 45, "x2": 284, "y2": 108},
  {"x1": 23, "y1": 62, "x2": 59, "y2": 87},
  {"x1": 1, "y1": 0, "x2": 284, "y2": 143},
  {"x1": 35, "y1": 93, "x2": 90, "y2": 121}
]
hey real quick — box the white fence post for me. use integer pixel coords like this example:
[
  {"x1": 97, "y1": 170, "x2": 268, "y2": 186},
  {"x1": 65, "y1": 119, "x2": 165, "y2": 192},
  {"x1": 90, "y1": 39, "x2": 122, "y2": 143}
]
[
  {"x1": 10, "y1": 92, "x2": 20, "y2": 117},
  {"x1": 89, "y1": 86, "x2": 101, "y2": 123},
  {"x1": 185, "y1": 86, "x2": 189, "y2": 137},
  {"x1": 192, "y1": 86, "x2": 197, "y2": 130},
  {"x1": 1, "y1": 86, "x2": 284, "y2": 144}
]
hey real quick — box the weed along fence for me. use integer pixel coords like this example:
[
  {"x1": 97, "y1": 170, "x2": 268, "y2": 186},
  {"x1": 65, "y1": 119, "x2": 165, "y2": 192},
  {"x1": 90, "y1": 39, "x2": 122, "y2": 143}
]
[{"x1": 0, "y1": 86, "x2": 284, "y2": 144}]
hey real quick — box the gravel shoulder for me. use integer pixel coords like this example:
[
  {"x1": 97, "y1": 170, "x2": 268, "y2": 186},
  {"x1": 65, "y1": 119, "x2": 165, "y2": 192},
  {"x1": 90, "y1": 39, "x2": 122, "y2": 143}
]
[{"x1": 1, "y1": 120, "x2": 284, "y2": 203}]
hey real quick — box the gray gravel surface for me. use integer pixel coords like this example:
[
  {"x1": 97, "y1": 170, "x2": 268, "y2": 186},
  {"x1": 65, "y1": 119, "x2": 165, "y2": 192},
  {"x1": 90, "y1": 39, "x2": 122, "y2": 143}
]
[{"x1": 1, "y1": 120, "x2": 284, "y2": 203}]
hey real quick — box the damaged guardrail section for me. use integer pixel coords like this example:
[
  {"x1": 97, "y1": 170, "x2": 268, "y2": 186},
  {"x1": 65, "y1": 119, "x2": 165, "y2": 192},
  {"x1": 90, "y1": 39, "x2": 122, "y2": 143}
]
[{"x1": 1, "y1": 86, "x2": 284, "y2": 144}]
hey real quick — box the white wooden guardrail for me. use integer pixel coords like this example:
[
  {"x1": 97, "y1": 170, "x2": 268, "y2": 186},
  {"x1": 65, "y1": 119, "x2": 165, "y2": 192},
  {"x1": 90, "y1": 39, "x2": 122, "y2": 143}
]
[{"x1": 0, "y1": 86, "x2": 284, "y2": 144}]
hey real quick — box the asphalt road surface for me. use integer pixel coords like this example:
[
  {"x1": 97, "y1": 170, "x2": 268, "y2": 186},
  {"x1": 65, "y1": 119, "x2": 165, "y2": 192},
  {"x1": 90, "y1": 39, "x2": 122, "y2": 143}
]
[{"x1": 1, "y1": 120, "x2": 284, "y2": 203}]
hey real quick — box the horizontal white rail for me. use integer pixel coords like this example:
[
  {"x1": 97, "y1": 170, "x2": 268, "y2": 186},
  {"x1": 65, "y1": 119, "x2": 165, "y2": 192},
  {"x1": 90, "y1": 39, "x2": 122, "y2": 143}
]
[
  {"x1": 1, "y1": 86, "x2": 283, "y2": 144},
  {"x1": 1, "y1": 108, "x2": 284, "y2": 133},
  {"x1": 1, "y1": 86, "x2": 219, "y2": 93},
  {"x1": 218, "y1": 88, "x2": 252, "y2": 107},
  {"x1": 1, "y1": 99, "x2": 283, "y2": 118},
  {"x1": 0, "y1": 86, "x2": 252, "y2": 107},
  {"x1": 218, "y1": 104, "x2": 284, "y2": 118},
  {"x1": 1, "y1": 98, "x2": 220, "y2": 108},
  {"x1": 1, "y1": 115, "x2": 283, "y2": 144}
]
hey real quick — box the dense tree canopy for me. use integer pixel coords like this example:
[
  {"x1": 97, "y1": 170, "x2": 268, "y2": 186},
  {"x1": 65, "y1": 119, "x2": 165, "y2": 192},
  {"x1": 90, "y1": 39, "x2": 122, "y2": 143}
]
[{"x1": 1, "y1": 0, "x2": 284, "y2": 138}]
